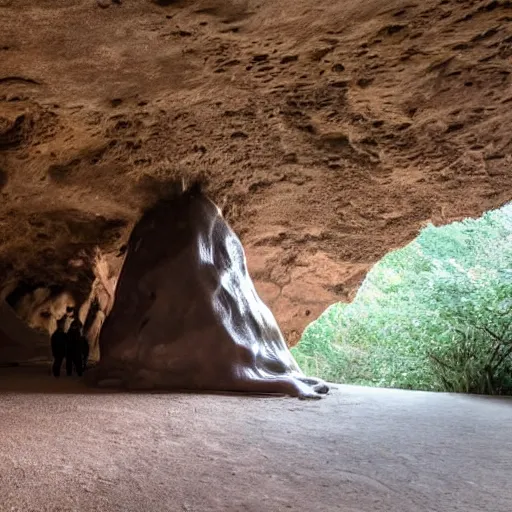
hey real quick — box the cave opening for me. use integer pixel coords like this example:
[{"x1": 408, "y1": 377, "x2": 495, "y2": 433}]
[{"x1": 292, "y1": 202, "x2": 512, "y2": 396}]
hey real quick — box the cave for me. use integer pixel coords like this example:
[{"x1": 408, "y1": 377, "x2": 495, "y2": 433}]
[{"x1": 1, "y1": 0, "x2": 512, "y2": 510}]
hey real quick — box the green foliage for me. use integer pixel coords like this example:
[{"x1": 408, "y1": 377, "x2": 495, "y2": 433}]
[{"x1": 292, "y1": 204, "x2": 512, "y2": 394}]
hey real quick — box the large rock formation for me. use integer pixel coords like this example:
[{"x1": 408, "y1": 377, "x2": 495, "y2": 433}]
[
  {"x1": 0, "y1": 0, "x2": 511, "y2": 347},
  {"x1": 91, "y1": 185, "x2": 329, "y2": 398}
]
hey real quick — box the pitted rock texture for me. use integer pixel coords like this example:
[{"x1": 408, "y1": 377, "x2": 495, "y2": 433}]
[{"x1": 0, "y1": 0, "x2": 511, "y2": 342}]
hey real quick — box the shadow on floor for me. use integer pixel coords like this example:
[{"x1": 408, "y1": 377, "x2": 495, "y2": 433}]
[
  {"x1": 0, "y1": 365, "x2": 289, "y2": 398},
  {"x1": 0, "y1": 364, "x2": 112, "y2": 394}
]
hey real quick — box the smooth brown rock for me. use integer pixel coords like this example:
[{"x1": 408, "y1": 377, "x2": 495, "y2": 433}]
[{"x1": 92, "y1": 186, "x2": 329, "y2": 399}]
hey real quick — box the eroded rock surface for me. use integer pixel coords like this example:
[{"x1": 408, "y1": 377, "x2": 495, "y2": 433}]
[
  {"x1": 92, "y1": 186, "x2": 329, "y2": 398},
  {"x1": 0, "y1": 0, "x2": 511, "y2": 342}
]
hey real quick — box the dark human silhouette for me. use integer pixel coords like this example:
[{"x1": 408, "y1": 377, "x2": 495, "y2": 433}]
[
  {"x1": 51, "y1": 320, "x2": 68, "y2": 378},
  {"x1": 81, "y1": 331, "x2": 90, "y2": 372},
  {"x1": 66, "y1": 318, "x2": 85, "y2": 377}
]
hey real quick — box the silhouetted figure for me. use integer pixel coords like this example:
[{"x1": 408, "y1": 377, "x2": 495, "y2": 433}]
[
  {"x1": 66, "y1": 318, "x2": 84, "y2": 377},
  {"x1": 81, "y1": 332, "x2": 90, "y2": 372},
  {"x1": 51, "y1": 321, "x2": 68, "y2": 378}
]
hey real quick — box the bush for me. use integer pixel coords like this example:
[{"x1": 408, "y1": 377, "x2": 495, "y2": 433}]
[{"x1": 292, "y1": 203, "x2": 512, "y2": 394}]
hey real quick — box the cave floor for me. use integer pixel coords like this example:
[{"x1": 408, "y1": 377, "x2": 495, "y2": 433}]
[{"x1": 1, "y1": 367, "x2": 511, "y2": 512}]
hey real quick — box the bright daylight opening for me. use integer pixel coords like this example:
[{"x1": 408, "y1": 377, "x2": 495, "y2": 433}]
[{"x1": 292, "y1": 203, "x2": 512, "y2": 395}]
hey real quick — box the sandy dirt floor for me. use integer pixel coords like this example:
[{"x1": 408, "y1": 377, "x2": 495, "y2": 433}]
[{"x1": 1, "y1": 366, "x2": 511, "y2": 512}]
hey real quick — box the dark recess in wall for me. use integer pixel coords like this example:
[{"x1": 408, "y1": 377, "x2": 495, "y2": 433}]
[
  {"x1": 5, "y1": 282, "x2": 64, "y2": 310},
  {"x1": 0, "y1": 168, "x2": 7, "y2": 191}
]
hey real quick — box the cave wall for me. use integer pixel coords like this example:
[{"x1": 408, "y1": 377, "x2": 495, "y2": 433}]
[
  {"x1": 0, "y1": 301, "x2": 50, "y2": 364},
  {"x1": 0, "y1": 0, "x2": 511, "y2": 344},
  {"x1": 12, "y1": 288, "x2": 76, "y2": 334}
]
